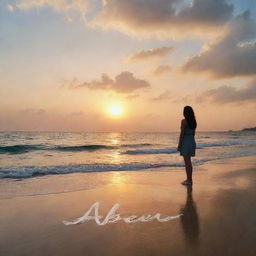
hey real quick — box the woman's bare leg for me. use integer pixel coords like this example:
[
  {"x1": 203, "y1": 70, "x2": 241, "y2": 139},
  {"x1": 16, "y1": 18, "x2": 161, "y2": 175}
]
[{"x1": 183, "y1": 156, "x2": 193, "y2": 182}]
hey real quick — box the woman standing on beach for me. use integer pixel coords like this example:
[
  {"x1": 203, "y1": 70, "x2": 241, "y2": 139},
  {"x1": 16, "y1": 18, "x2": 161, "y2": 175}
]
[{"x1": 177, "y1": 106, "x2": 197, "y2": 186}]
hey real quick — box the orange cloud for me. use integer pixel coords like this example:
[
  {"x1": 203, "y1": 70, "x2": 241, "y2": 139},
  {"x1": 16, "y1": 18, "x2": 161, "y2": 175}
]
[
  {"x1": 128, "y1": 47, "x2": 174, "y2": 62},
  {"x1": 196, "y1": 78, "x2": 256, "y2": 104},
  {"x1": 153, "y1": 64, "x2": 172, "y2": 75},
  {"x1": 68, "y1": 71, "x2": 151, "y2": 93}
]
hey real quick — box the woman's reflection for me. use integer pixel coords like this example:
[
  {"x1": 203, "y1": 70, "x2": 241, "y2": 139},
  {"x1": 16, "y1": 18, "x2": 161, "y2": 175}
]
[{"x1": 180, "y1": 186, "x2": 200, "y2": 248}]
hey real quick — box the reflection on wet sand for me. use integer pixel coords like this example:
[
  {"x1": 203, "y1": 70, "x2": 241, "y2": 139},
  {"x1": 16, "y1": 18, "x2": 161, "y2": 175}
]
[{"x1": 180, "y1": 186, "x2": 200, "y2": 249}]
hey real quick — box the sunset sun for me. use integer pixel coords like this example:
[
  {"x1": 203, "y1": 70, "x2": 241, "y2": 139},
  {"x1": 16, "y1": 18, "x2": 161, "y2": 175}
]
[{"x1": 108, "y1": 104, "x2": 123, "y2": 117}]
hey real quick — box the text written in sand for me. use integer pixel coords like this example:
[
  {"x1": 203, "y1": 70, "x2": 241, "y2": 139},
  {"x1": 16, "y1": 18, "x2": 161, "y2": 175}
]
[{"x1": 63, "y1": 202, "x2": 182, "y2": 226}]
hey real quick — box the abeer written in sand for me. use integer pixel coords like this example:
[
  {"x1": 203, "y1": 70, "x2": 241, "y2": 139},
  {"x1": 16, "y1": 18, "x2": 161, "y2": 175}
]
[{"x1": 63, "y1": 202, "x2": 182, "y2": 226}]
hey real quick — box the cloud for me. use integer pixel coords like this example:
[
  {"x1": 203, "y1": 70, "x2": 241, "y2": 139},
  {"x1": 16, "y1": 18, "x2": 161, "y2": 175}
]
[
  {"x1": 69, "y1": 71, "x2": 151, "y2": 93},
  {"x1": 8, "y1": 0, "x2": 89, "y2": 22},
  {"x1": 151, "y1": 90, "x2": 172, "y2": 101},
  {"x1": 93, "y1": 0, "x2": 234, "y2": 37},
  {"x1": 74, "y1": 74, "x2": 114, "y2": 90},
  {"x1": 128, "y1": 47, "x2": 174, "y2": 62},
  {"x1": 196, "y1": 78, "x2": 256, "y2": 104},
  {"x1": 10, "y1": 0, "x2": 234, "y2": 38},
  {"x1": 182, "y1": 11, "x2": 256, "y2": 78},
  {"x1": 153, "y1": 64, "x2": 172, "y2": 75}
]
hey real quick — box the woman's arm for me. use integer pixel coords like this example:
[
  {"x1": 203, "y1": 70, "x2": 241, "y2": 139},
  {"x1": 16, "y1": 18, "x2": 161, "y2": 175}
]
[{"x1": 177, "y1": 119, "x2": 186, "y2": 151}]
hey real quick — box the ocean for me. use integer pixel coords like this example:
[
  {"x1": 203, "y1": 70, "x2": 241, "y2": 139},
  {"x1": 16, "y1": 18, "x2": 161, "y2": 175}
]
[{"x1": 0, "y1": 130, "x2": 256, "y2": 179}]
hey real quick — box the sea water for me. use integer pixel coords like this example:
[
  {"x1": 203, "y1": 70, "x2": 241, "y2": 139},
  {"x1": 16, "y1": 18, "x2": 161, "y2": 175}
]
[{"x1": 0, "y1": 131, "x2": 255, "y2": 179}]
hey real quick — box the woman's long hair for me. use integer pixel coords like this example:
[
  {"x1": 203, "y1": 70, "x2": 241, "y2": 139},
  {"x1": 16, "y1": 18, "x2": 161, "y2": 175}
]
[{"x1": 183, "y1": 106, "x2": 197, "y2": 130}]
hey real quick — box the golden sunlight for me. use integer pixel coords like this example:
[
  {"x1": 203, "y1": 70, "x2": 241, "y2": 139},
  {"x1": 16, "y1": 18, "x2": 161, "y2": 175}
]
[{"x1": 108, "y1": 104, "x2": 123, "y2": 117}]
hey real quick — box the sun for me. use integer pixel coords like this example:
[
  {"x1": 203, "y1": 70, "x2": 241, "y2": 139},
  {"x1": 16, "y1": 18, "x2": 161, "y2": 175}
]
[{"x1": 108, "y1": 104, "x2": 123, "y2": 117}]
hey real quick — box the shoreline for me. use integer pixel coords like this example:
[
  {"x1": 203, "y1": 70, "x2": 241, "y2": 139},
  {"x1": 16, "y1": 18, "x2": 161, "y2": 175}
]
[{"x1": 0, "y1": 154, "x2": 255, "y2": 200}]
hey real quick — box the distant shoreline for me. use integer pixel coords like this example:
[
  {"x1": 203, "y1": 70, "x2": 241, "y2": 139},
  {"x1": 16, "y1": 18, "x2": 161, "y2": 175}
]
[
  {"x1": 228, "y1": 126, "x2": 256, "y2": 132},
  {"x1": 241, "y1": 126, "x2": 256, "y2": 131}
]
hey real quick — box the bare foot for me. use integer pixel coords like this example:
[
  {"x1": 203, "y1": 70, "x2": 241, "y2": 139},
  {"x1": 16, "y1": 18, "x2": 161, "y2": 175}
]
[{"x1": 181, "y1": 180, "x2": 193, "y2": 186}]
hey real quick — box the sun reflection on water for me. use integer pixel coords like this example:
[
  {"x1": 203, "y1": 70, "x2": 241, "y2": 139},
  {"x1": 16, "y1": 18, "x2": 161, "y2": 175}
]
[{"x1": 111, "y1": 139, "x2": 119, "y2": 145}]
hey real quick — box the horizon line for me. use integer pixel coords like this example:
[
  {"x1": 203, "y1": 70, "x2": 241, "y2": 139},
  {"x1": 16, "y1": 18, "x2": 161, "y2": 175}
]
[{"x1": 0, "y1": 129, "x2": 242, "y2": 133}]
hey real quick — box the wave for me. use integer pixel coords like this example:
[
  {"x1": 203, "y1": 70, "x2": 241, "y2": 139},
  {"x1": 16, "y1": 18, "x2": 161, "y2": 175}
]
[
  {"x1": 1, "y1": 139, "x2": 255, "y2": 155},
  {"x1": 56, "y1": 143, "x2": 153, "y2": 151},
  {"x1": 0, "y1": 162, "x2": 185, "y2": 179},
  {"x1": 124, "y1": 139, "x2": 256, "y2": 155},
  {"x1": 125, "y1": 147, "x2": 177, "y2": 155},
  {"x1": 1, "y1": 150, "x2": 255, "y2": 178},
  {"x1": 56, "y1": 145, "x2": 115, "y2": 151},
  {"x1": 196, "y1": 139, "x2": 256, "y2": 148},
  {"x1": 0, "y1": 144, "x2": 43, "y2": 154},
  {"x1": 0, "y1": 143, "x2": 153, "y2": 154}
]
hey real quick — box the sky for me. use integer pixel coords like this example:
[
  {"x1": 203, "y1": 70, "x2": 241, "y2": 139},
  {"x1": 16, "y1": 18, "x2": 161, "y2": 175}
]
[{"x1": 0, "y1": 0, "x2": 256, "y2": 132}]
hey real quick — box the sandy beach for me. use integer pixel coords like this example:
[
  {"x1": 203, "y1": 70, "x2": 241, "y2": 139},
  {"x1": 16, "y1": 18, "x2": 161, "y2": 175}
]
[{"x1": 0, "y1": 155, "x2": 256, "y2": 256}]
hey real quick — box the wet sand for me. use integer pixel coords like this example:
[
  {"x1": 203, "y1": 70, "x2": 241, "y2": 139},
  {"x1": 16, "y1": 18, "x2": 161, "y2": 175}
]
[{"x1": 0, "y1": 156, "x2": 256, "y2": 256}]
